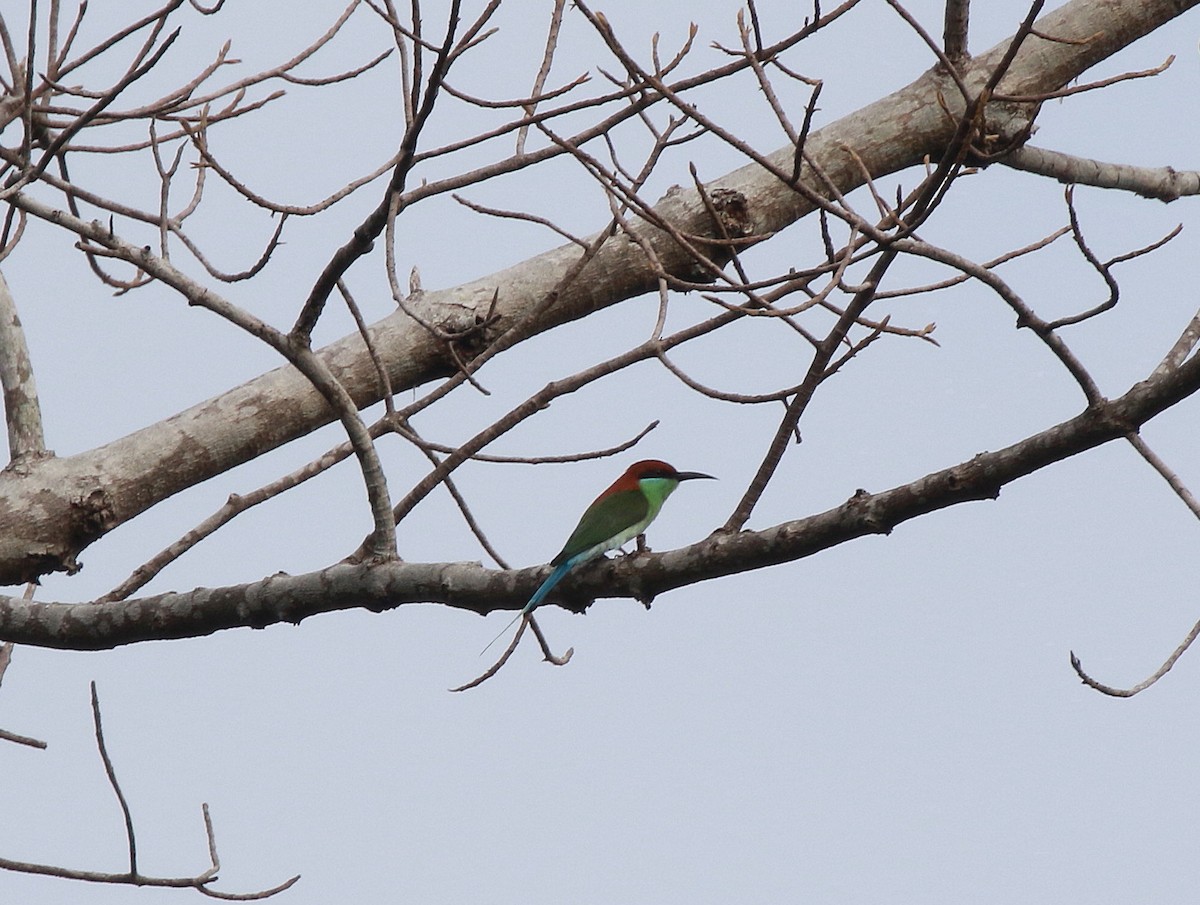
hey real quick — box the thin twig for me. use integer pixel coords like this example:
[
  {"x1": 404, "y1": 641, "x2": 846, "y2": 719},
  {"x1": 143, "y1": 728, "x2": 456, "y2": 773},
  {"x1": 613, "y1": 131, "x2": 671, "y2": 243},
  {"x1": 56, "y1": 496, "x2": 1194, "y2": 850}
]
[
  {"x1": 1153, "y1": 309, "x2": 1200, "y2": 378},
  {"x1": 996, "y1": 54, "x2": 1173, "y2": 103},
  {"x1": 891, "y1": 236, "x2": 1104, "y2": 405},
  {"x1": 516, "y1": 0, "x2": 566, "y2": 155},
  {"x1": 1125, "y1": 433, "x2": 1200, "y2": 519},
  {"x1": 2, "y1": 682, "x2": 299, "y2": 895},
  {"x1": 449, "y1": 615, "x2": 528, "y2": 692},
  {"x1": 528, "y1": 614, "x2": 574, "y2": 666},
  {"x1": 90, "y1": 681, "x2": 138, "y2": 877},
  {"x1": 1071, "y1": 616, "x2": 1200, "y2": 697},
  {"x1": 0, "y1": 726, "x2": 48, "y2": 749}
]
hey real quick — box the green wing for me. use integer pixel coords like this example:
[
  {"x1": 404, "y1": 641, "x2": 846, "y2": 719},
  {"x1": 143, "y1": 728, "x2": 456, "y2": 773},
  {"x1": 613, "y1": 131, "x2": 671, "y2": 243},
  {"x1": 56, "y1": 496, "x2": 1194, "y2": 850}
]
[{"x1": 552, "y1": 489, "x2": 649, "y2": 565}]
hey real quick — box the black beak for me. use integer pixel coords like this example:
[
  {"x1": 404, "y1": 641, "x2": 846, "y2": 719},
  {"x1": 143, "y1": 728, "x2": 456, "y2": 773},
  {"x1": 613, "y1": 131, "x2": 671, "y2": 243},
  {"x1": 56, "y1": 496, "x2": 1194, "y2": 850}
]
[{"x1": 676, "y1": 471, "x2": 716, "y2": 482}]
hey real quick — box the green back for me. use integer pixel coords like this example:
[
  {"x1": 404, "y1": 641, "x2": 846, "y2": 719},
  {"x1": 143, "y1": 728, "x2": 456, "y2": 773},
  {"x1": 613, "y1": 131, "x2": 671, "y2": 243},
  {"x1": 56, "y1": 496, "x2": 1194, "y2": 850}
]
[
  {"x1": 552, "y1": 488, "x2": 650, "y2": 565},
  {"x1": 551, "y1": 476, "x2": 680, "y2": 565}
]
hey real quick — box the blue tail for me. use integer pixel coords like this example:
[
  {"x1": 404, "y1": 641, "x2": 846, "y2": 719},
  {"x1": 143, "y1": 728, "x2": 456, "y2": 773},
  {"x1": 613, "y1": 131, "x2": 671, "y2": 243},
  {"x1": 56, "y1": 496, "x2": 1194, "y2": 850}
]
[
  {"x1": 524, "y1": 561, "x2": 574, "y2": 614},
  {"x1": 479, "y1": 560, "x2": 575, "y2": 656}
]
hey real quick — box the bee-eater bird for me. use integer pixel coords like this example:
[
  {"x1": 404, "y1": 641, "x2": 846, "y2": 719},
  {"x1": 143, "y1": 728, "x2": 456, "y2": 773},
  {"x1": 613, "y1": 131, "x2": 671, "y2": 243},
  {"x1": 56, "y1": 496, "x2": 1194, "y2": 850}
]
[{"x1": 482, "y1": 459, "x2": 714, "y2": 654}]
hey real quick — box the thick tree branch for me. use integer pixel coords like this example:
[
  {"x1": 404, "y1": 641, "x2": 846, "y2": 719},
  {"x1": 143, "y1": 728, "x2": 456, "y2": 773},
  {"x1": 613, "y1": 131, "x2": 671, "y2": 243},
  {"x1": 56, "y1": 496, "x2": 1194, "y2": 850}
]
[
  {"x1": 0, "y1": 0, "x2": 1192, "y2": 585},
  {"x1": 3, "y1": 343, "x2": 1198, "y2": 649}
]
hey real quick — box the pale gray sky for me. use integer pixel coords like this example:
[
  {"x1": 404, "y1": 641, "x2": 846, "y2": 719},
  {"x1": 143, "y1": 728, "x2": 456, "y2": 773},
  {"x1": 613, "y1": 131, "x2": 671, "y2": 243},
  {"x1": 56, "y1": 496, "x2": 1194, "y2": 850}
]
[{"x1": 3, "y1": 2, "x2": 1200, "y2": 903}]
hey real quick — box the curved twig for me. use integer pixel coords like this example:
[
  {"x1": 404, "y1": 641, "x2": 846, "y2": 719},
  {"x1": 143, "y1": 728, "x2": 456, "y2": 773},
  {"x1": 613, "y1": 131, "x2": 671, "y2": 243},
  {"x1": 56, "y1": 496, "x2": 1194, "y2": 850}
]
[
  {"x1": 1070, "y1": 615, "x2": 1200, "y2": 697},
  {"x1": 0, "y1": 682, "x2": 299, "y2": 897},
  {"x1": 450, "y1": 615, "x2": 528, "y2": 692}
]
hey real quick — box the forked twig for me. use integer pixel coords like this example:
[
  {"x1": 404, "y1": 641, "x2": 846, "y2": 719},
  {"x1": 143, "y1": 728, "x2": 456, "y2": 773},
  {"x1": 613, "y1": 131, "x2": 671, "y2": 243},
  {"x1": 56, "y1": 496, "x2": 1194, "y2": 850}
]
[
  {"x1": 0, "y1": 683, "x2": 299, "y2": 897},
  {"x1": 449, "y1": 612, "x2": 574, "y2": 692}
]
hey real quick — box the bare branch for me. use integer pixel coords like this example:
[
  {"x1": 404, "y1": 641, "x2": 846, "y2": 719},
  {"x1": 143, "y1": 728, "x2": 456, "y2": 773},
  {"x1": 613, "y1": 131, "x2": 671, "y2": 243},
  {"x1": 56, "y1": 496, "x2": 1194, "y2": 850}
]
[
  {"x1": 995, "y1": 53, "x2": 1174, "y2": 102},
  {"x1": 288, "y1": 342, "x2": 398, "y2": 559},
  {"x1": 1154, "y1": 308, "x2": 1200, "y2": 377},
  {"x1": 874, "y1": 225, "x2": 1071, "y2": 299},
  {"x1": 452, "y1": 192, "x2": 591, "y2": 248},
  {"x1": 182, "y1": 120, "x2": 397, "y2": 215},
  {"x1": 291, "y1": 1, "x2": 463, "y2": 340},
  {"x1": 8, "y1": 188, "x2": 399, "y2": 560},
  {"x1": 528, "y1": 614, "x2": 574, "y2": 665},
  {"x1": 4, "y1": 22, "x2": 182, "y2": 199},
  {"x1": 1071, "y1": 616, "x2": 1200, "y2": 697},
  {"x1": 450, "y1": 614, "x2": 528, "y2": 692},
  {"x1": 91, "y1": 681, "x2": 138, "y2": 876},
  {"x1": 0, "y1": 725, "x2": 48, "y2": 749},
  {"x1": 724, "y1": 249, "x2": 899, "y2": 532},
  {"x1": 392, "y1": 420, "x2": 660, "y2": 465},
  {"x1": 278, "y1": 48, "x2": 393, "y2": 87},
  {"x1": 891, "y1": 237, "x2": 1104, "y2": 404},
  {"x1": 171, "y1": 212, "x2": 289, "y2": 283},
  {"x1": 9, "y1": 334, "x2": 1200, "y2": 647},
  {"x1": 450, "y1": 613, "x2": 573, "y2": 692},
  {"x1": 1, "y1": 682, "x2": 299, "y2": 896},
  {"x1": 1046, "y1": 186, "x2": 1182, "y2": 330},
  {"x1": 0, "y1": 0, "x2": 1194, "y2": 594},
  {"x1": 943, "y1": 0, "x2": 970, "y2": 62},
  {"x1": 886, "y1": 0, "x2": 970, "y2": 99},
  {"x1": 1125, "y1": 433, "x2": 1200, "y2": 520},
  {"x1": 1001, "y1": 144, "x2": 1200, "y2": 202},
  {"x1": 515, "y1": 0, "x2": 566, "y2": 155},
  {"x1": 403, "y1": 426, "x2": 512, "y2": 569},
  {"x1": 0, "y1": 617, "x2": 48, "y2": 748},
  {"x1": 52, "y1": 1, "x2": 185, "y2": 82},
  {"x1": 0, "y1": 269, "x2": 47, "y2": 462}
]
